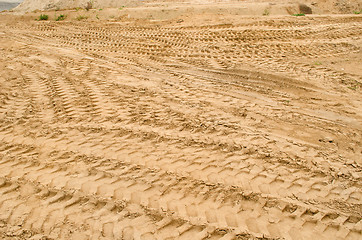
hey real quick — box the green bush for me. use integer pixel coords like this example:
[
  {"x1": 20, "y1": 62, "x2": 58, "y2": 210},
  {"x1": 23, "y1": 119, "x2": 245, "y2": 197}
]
[
  {"x1": 354, "y1": 10, "x2": 361, "y2": 14},
  {"x1": 293, "y1": 13, "x2": 305, "y2": 16},
  {"x1": 38, "y1": 14, "x2": 48, "y2": 20},
  {"x1": 56, "y1": 14, "x2": 66, "y2": 21}
]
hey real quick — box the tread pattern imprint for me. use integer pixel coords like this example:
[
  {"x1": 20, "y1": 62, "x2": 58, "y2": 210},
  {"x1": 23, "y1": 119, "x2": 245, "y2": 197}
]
[{"x1": 0, "y1": 15, "x2": 361, "y2": 240}]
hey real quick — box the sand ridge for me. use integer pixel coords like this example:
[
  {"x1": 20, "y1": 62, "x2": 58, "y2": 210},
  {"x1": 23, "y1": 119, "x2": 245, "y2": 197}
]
[{"x1": 12, "y1": 0, "x2": 362, "y2": 14}]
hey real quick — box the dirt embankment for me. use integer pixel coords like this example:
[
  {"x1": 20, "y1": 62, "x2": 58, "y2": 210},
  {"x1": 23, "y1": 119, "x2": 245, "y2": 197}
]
[
  {"x1": 11, "y1": 0, "x2": 362, "y2": 14},
  {"x1": 311, "y1": 0, "x2": 362, "y2": 13}
]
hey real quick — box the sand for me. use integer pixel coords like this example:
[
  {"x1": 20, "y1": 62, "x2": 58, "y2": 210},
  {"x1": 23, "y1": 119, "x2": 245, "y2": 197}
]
[
  {"x1": 11, "y1": 0, "x2": 362, "y2": 14},
  {"x1": 0, "y1": 0, "x2": 361, "y2": 239}
]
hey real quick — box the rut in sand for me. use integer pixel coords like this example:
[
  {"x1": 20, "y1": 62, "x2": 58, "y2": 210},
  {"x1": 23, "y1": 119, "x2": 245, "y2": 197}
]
[{"x1": 0, "y1": 9, "x2": 361, "y2": 240}]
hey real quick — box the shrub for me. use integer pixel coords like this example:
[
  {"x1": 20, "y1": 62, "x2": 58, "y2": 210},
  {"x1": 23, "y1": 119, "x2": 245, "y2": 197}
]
[
  {"x1": 354, "y1": 10, "x2": 361, "y2": 14},
  {"x1": 76, "y1": 15, "x2": 88, "y2": 21},
  {"x1": 56, "y1": 14, "x2": 66, "y2": 21},
  {"x1": 38, "y1": 14, "x2": 48, "y2": 20},
  {"x1": 263, "y1": 9, "x2": 270, "y2": 16},
  {"x1": 293, "y1": 13, "x2": 305, "y2": 16}
]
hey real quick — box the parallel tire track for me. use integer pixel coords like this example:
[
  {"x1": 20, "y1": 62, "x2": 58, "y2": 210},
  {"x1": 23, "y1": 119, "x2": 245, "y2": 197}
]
[{"x1": 0, "y1": 14, "x2": 361, "y2": 240}]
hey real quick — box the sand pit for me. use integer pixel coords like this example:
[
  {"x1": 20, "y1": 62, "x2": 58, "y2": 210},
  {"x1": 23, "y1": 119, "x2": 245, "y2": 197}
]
[{"x1": 0, "y1": 0, "x2": 361, "y2": 239}]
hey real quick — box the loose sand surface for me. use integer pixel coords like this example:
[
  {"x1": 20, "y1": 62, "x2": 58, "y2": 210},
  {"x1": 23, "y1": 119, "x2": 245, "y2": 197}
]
[{"x1": 0, "y1": 1, "x2": 361, "y2": 239}]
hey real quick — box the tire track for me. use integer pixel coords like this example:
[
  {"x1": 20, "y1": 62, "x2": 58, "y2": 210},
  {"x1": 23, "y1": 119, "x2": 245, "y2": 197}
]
[
  {"x1": 0, "y1": 141, "x2": 360, "y2": 239},
  {"x1": 0, "y1": 13, "x2": 361, "y2": 240}
]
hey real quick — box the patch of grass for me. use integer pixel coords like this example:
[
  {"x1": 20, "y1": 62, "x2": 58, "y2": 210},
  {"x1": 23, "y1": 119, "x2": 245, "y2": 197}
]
[
  {"x1": 280, "y1": 99, "x2": 291, "y2": 105},
  {"x1": 38, "y1": 14, "x2": 48, "y2": 21},
  {"x1": 313, "y1": 61, "x2": 322, "y2": 66},
  {"x1": 354, "y1": 10, "x2": 361, "y2": 14},
  {"x1": 56, "y1": 14, "x2": 66, "y2": 21},
  {"x1": 263, "y1": 8, "x2": 270, "y2": 16},
  {"x1": 348, "y1": 86, "x2": 357, "y2": 91},
  {"x1": 293, "y1": 13, "x2": 305, "y2": 16},
  {"x1": 76, "y1": 15, "x2": 88, "y2": 21},
  {"x1": 119, "y1": 6, "x2": 125, "y2": 10},
  {"x1": 99, "y1": 9, "x2": 103, "y2": 11}
]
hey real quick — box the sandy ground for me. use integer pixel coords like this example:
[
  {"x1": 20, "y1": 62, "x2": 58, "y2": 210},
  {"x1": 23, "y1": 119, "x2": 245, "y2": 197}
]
[
  {"x1": 0, "y1": 2, "x2": 361, "y2": 240},
  {"x1": 10, "y1": 0, "x2": 362, "y2": 14}
]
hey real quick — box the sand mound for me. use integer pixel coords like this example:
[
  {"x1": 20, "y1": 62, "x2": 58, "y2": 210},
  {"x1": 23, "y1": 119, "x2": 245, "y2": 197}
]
[
  {"x1": 13, "y1": 0, "x2": 362, "y2": 14},
  {"x1": 310, "y1": 0, "x2": 362, "y2": 13},
  {"x1": 14, "y1": 0, "x2": 142, "y2": 12}
]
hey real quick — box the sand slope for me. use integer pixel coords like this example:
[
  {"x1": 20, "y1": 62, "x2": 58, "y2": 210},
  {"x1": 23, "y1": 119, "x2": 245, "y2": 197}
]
[
  {"x1": 13, "y1": 0, "x2": 362, "y2": 13},
  {"x1": 14, "y1": 0, "x2": 141, "y2": 12}
]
